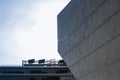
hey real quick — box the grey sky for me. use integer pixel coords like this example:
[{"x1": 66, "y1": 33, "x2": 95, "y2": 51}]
[{"x1": 0, "y1": 0, "x2": 70, "y2": 65}]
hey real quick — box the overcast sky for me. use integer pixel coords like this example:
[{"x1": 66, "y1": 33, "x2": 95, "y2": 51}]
[{"x1": 0, "y1": 0, "x2": 70, "y2": 65}]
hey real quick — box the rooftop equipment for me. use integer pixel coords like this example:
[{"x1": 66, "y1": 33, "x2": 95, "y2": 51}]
[{"x1": 28, "y1": 59, "x2": 35, "y2": 64}]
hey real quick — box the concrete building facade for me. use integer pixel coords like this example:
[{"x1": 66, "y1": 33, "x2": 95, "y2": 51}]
[{"x1": 58, "y1": 0, "x2": 120, "y2": 80}]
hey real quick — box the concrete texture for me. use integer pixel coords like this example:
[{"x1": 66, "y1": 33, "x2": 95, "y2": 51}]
[{"x1": 58, "y1": 0, "x2": 120, "y2": 80}]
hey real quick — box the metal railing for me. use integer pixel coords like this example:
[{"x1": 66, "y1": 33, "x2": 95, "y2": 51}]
[{"x1": 22, "y1": 59, "x2": 66, "y2": 66}]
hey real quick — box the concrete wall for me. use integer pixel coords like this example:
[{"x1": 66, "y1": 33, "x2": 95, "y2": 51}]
[
  {"x1": 61, "y1": 76, "x2": 76, "y2": 80},
  {"x1": 57, "y1": 0, "x2": 120, "y2": 80}
]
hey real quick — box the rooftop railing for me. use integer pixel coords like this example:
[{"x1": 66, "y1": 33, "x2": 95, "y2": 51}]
[{"x1": 22, "y1": 59, "x2": 66, "y2": 66}]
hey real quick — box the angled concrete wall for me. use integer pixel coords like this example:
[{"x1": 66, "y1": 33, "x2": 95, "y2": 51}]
[{"x1": 58, "y1": 0, "x2": 120, "y2": 80}]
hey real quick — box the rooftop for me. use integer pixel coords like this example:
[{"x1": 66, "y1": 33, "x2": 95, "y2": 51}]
[{"x1": 22, "y1": 59, "x2": 67, "y2": 67}]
